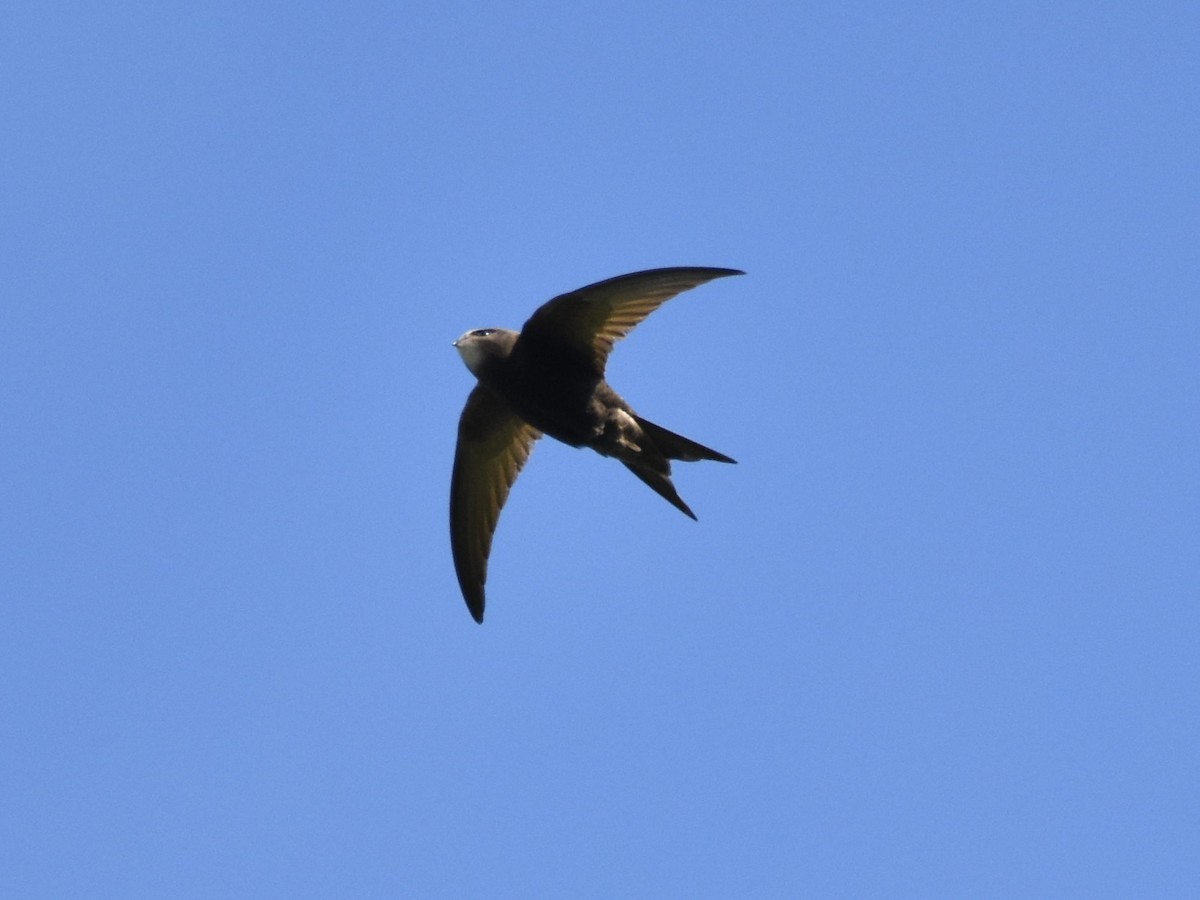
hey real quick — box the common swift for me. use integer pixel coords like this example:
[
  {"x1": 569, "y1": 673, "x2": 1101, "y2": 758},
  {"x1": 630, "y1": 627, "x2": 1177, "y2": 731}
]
[{"x1": 450, "y1": 266, "x2": 741, "y2": 623}]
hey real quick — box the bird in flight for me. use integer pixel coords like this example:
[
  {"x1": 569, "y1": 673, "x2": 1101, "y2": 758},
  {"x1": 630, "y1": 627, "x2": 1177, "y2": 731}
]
[{"x1": 450, "y1": 266, "x2": 742, "y2": 623}]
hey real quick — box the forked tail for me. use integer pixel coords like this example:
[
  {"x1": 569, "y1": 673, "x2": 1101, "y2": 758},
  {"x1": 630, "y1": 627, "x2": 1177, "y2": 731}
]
[{"x1": 621, "y1": 416, "x2": 735, "y2": 519}]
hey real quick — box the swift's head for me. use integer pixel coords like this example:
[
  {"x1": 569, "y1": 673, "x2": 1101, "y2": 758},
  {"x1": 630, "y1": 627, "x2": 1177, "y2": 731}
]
[{"x1": 453, "y1": 327, "x2": 520, "y2": 377}]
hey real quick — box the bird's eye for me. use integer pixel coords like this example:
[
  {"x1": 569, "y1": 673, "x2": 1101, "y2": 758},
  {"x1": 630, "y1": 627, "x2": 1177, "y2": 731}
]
[{"x1": 472, "y1": 328, "x2": 497, "y2": 337}]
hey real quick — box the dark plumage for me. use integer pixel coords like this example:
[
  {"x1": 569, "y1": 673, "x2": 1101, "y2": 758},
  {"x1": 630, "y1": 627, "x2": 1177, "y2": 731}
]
[{"x1": 450, "y1": 267, "x2": 741, "y2": 622}]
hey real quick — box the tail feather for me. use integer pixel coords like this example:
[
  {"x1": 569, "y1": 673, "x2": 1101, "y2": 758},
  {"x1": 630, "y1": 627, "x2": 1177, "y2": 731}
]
[
  {"x1": 622, "y1": 463, "x2": 697, "y2": 520},
  {"x1": 635, "y1": 416, "x2": 736, "y2": 464}
]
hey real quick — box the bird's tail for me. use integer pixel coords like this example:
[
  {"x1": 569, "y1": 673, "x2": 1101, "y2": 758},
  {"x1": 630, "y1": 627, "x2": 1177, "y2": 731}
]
[
  {"x1": 621, "y1": 462, "x2": 698, "y2": 520},
  {"x1": 634, "y1": 416, "x2": 736, "y2": 465}
]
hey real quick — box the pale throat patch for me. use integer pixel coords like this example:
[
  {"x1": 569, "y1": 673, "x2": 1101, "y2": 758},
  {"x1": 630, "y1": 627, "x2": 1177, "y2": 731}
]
[{"x1": 455, "y1": 336, "x2": 490, "y2": 376}]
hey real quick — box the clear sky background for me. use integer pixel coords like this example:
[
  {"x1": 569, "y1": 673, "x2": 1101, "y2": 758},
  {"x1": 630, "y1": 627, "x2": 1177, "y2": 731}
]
[{"x1": 3, "y1": 2, "x2": 1198, "y2": 897}]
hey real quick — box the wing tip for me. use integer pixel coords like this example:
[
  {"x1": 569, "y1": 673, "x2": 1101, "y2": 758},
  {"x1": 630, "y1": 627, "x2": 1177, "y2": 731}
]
[
  {"x1": 682, "y1": 266, "x2": 744, "y2": 280},
  {"x1": 466, "y1": 594, "x2": 485, "y2": 624},
  {"x1": 670, "y1": 265, "x2": 744, "y2": 281}
]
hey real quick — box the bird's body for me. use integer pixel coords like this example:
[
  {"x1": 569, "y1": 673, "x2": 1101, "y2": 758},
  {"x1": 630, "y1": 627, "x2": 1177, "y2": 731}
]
[{"x1": 450, "y1": 266, "x2": 741, "y2": 622}]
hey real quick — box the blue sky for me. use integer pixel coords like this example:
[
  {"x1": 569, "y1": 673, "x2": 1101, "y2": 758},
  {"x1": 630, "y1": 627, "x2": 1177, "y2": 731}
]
[{"x1": 3, "y1": 1, "x2": 1198, "y2": 896}]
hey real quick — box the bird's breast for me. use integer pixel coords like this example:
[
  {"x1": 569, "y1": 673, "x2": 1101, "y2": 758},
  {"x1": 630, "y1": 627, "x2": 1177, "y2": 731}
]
[{"x1": 486, "y1": 363, "x2": 607, "y2": 448}]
